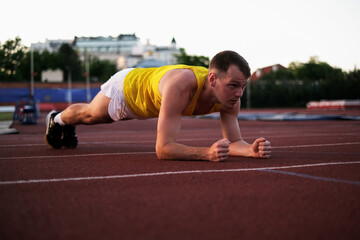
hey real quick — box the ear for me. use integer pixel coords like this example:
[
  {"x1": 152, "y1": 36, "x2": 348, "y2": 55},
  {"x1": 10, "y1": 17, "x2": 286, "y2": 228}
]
[{"x1": 208, "y1": 72, "x2": 217, "y2": 87}]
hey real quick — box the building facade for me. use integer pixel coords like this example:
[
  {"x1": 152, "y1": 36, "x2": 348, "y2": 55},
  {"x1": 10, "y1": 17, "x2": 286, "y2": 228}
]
[
  {"x1": 250, "y1": 64, "x2": 287, "y2": 81},
  {"x1": 74, "y1": 34, "x2": 140, "y2": 63},
  {"x1": 31, "y1": 39, "x2": 72, "y2": 52},
  {"x1": 31, "y1": 34, "x2": 180, "y2": 70},
  {"x1": 74, "y1": 34, "x2": 179, "y2": 69}
]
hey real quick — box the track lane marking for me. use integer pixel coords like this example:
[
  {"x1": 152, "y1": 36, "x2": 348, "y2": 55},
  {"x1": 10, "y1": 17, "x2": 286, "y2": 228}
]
[
  {"x1": 260, "y1": 169, "x2": 360, "y2": 185},
  {"x1": 0, "y1": 152, "x2": 156, "y2": 160},
  {"x1": 0, "y1": 140, "x2": 360, "y2": 160},
  {"x1": 272, "y1": 142, "x2": 360, "y2": 149},
  {"x1": 1, "y1": 141, "x2": 360, "y2": 152},
  {"x1": 1, "y1": 141, "x2": 360, "y2": 160},
  {"x1": 0, "y1": 161, "x2": 359, "y2": 186}
]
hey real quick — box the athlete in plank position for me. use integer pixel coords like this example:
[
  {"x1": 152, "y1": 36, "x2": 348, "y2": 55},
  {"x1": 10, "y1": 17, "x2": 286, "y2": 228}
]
[{"x1": 45, "y1": 51, "x2": 271, "y2": 162}]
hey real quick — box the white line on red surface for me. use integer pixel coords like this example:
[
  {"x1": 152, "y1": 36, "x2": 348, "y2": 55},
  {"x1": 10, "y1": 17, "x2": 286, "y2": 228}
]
[{"x1": 1, "y1": 161, "x2": 359, "y2": 185}]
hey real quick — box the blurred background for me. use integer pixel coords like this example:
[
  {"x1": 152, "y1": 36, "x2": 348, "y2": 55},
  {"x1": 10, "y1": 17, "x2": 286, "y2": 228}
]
[{"x1": 1, "y1": 0, "x2": 359, "y2": 110}]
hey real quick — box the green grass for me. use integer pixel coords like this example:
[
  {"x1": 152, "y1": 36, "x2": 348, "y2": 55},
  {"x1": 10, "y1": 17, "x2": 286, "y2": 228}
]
[{"x1": 0, "y1": 112, "x2": 13, "y2": 121}]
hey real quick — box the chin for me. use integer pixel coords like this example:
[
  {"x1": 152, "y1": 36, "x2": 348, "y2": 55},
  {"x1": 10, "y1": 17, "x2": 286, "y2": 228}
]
[{"x1": 224, "y1": 104, "x2": 236, "y2": 110}]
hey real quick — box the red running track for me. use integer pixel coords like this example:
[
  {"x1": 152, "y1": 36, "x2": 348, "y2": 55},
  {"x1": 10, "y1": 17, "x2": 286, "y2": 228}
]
[{"x1": 1, "y1": 111, "x2": 360, "y2": 240}]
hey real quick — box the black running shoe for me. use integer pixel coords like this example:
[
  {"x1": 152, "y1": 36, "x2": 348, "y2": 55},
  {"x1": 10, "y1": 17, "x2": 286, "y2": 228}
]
[
  {"x1": 45, "y1": 110, "x2": 63, "y2": 149},
  {"x1": 62, "y1": 124, "x2": 78, "y2": 148}
]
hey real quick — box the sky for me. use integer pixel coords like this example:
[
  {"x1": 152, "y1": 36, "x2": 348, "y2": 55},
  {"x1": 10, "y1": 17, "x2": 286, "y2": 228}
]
[{"x1": 1, "y1": 0, "x2": 359, "y2": 72}]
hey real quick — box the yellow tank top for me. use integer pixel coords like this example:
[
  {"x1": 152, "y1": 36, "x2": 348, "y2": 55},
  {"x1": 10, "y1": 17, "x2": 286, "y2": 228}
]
[{"x1": 123, "y1": 65, "x2": 222, "y2": 118}]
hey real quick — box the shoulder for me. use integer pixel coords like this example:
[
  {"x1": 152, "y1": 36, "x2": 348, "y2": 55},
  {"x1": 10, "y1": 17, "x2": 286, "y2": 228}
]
[
  {"x1": 165, "y1": 68, "x2": 197, "y2": 83},
  {"x1": 159, "y1": 68, "x2": 197, "y2": 96}
]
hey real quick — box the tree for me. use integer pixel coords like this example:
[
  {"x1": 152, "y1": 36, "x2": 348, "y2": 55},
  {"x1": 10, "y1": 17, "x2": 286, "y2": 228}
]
[
  {"x1": 58, "y1": 43, "x2": 82, "y2": 81},
  {"x1": 0, "y1": 37, "x2": 27, "y2": 81},
  {"x1": 249, "y1": 57, "x2": 354, "y2": 108},
  {"x1": 175, "y1": 48, "x2": 209, "y2": 67},
  {"x1": 16, "y1": 50, "x2": 40, "y2": 82},
  {"x1": 344, "y1": 68, "x2": 360, "y2": 99},
  {"x1": 290, "y1": 57, "x2": 346, "y2": 100},
  {"x1": 89, "y1": 57, "x2": 117, "y2": 82},
  {"x1": 40, "y1": 50, "x2": 60, "y2": 70},
  {"x1": 10, "y1": 39, "x2": 116, "y2": 83}
]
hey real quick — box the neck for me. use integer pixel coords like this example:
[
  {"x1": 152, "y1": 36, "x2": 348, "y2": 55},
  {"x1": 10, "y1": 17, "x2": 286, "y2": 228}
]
[{"x1": 198, "y1": 78, "x2": 218, "y2": 104}]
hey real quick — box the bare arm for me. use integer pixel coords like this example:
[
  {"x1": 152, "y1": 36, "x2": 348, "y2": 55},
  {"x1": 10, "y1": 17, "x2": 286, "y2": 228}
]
[
  {"x1": 155, "y1": 71, "x2": 229, "y2": 162},
  {"x1": 220, "y1": 102, "x2": 271, "y2": 158}
]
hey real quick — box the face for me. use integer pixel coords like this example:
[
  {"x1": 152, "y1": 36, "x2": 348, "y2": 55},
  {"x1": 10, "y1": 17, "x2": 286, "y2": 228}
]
[{"x1": 210, "y1": 65, "x2": 248, "y2": 109}]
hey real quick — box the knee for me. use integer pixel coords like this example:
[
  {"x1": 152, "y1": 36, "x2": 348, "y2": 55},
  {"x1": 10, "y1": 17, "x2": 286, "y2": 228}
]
[
  {"x1": 82, "y1": 107, "x2": 113, "y2": 125},
  {"x1": 81, "y1": 108, "x2": 99, "y2": 125},
  {"x1": 81, "y1": 112, "x2": 94, "y2": 124},
  {"x1": 67, "y1": 105, "x2": 96, "y2": 125},
  {"x1": 64, "y1": 102, "x2": 112, "y2": 125}
]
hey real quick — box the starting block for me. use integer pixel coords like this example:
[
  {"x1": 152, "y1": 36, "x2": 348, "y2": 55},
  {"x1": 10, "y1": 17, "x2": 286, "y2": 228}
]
[{"x1": 13, "y1": 101, "x2": 38, "y2": 124}]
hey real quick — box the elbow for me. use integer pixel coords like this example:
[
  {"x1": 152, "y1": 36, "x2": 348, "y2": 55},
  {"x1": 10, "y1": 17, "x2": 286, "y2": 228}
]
[
  {"x1": 156, "y1": 151, "x2": 166, "y2": 160},
  {"x1": 156, "y1": 144, "x2": 168, "y2": 160}
]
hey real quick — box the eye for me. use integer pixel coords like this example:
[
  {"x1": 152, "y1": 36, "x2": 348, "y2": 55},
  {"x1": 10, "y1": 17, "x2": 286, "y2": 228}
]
[{"x1": 228, "y1": 84, "x2": 239, "y2": 89}]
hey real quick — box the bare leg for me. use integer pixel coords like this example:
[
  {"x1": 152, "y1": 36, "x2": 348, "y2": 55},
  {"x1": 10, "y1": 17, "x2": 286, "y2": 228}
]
[{"x1": 61, "y1": 91, "x2": 114, "y2": 125}]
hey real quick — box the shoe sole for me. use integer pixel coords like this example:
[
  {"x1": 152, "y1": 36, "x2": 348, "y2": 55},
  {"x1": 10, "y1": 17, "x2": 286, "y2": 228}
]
[
  {"x1": 44, "y1": 135, "x2": 61, "y2": 149},
  {"x1": 44, "y1": 110, "x2": 62, "y2": 149},
  {"x1": 63, "y1": 125, "x2": 78, "y2": 149}
]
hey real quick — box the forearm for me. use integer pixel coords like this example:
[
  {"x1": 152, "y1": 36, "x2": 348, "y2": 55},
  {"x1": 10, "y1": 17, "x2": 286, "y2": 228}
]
[
  {"x1": 229, "y1": 140, "x2": 253, "y2": 157},
  {"x1": 156, "y1": 142, "x2": 209, "y2": 161}
]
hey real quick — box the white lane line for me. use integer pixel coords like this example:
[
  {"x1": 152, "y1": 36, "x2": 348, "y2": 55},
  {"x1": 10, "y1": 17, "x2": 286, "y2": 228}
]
[
  {"x1": 1, "y1": 141, "x2": 360, "y2": 160},
  {"x1": 274, "y1": 150, "x2": 360, "y2": 155},
  {"x1": 272, "y1": 142, "x2": 360, "y2": 149},
  {"x1": 0, "y1": 152, "x2": 156, "y2": 160},
  {"x1": 0, "y1": 141, "x2": 155, "y2": 148},
  {"x1": 1, "y1": 130, "x2": 358, "y2": 147},
  {"x1": 261, "y1": 169, "x2": 360, "y2": 185},
  {"x1": 0, "y1": 161, "x2": 359, "y2": 186},
  {"x1": 0, "y1": 136, "x2": 231, "y2": 148}
]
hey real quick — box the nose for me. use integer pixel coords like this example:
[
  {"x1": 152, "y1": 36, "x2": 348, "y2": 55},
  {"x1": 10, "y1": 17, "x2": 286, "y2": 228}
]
[{"x1": 235, "y1": 88, "x2": 243, "y2": 98}]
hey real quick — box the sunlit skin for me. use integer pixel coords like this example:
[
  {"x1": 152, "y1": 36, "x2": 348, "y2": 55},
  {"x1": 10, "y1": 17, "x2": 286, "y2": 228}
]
[
  {"x1": 209, "y1": 64, "x2": 248, "y2": 110},
  {"x1": 155, "y1": 64, "x2": 271, "y2": 161},
  {"x1": 60, "y1": 64, "x2": 271, "y2": 162}
]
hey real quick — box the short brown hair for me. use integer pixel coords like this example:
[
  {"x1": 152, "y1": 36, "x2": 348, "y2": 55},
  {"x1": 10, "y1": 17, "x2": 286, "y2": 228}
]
[{"x1": 209, "y1": 51, "x2": 251, "y2": 78}]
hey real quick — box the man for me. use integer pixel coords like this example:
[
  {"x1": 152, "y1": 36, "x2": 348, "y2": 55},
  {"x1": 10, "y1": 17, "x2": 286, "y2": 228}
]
[{"x1": 45, "y1": 50, "x2": 271, "y2": 162}]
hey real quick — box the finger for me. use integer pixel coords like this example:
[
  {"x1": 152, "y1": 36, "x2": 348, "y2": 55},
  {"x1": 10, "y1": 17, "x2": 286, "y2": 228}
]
[
  {"x1": 260, "y1": 151, "x2": 271, "y2": 158},
  {"x1": 217, "y1": 140, "x2": 230, "y2": 148},
  {"x1": 217, "y1": 143, "x2": 229, "y2": 149},
  {"x1": 219, "y1": 153, "x2": 229, "y2": 161},
  {"x1": 210, "y1": 154, "x2": 228, "y2": 162},
  {"x1": 214, "y1": 153, "x2": 229, "y2": 161},
  {"x1": 218, "y1": 151, "x2": 229, "y2": 157},
  {"x1": 253, "y1": 138, "x2": 266, "y2": 148},
  {"x1": 254, "y1": 138, "x2": 264, "y2": 144},
  {"x1": 259, "y1": 145, "x2": 272, "y2": 151},
  {"x1": 217, "y1": 147, "x2": 230, "y2": 153},
  {"x1": 260, "y1": 150, "x2": 271, "y2": 155},
  {"x1": 259, "y1": 141, "x2": 271, "y2": 146}
]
